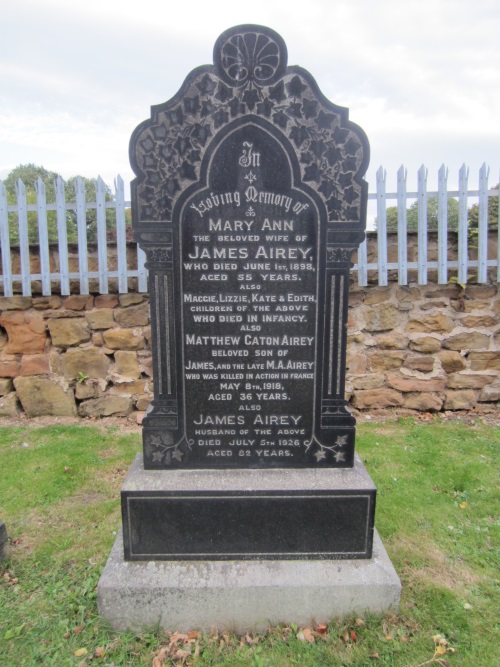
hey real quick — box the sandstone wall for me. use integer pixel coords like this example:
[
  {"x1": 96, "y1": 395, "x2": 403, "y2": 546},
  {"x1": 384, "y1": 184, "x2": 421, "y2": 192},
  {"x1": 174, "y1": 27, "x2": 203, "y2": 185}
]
[{"x1": 0, "y1": 281, "x2": 498, "y2": 420}]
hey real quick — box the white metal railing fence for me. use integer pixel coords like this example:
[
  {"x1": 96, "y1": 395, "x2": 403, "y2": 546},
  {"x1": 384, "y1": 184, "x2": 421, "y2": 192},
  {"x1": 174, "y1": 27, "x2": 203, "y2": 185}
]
[{"x1": 0, "y1": 164, "x2": 498, "y2": 296}]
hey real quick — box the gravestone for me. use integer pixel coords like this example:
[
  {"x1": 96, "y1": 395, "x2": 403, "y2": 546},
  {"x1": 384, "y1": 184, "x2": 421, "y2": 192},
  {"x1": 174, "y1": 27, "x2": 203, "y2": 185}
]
[
  {"x1": 98, "y1": 24, "x2": 400, "y2": 630},
  {"x1": 0, "y1": 522, "x2": 7, "y2": 560}
]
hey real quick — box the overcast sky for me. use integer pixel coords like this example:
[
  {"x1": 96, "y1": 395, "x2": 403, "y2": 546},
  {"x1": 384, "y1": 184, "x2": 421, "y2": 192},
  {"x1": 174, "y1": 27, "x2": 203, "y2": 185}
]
[{"x1": 1, "y1": 0, "x2": 499, "y2": 203}]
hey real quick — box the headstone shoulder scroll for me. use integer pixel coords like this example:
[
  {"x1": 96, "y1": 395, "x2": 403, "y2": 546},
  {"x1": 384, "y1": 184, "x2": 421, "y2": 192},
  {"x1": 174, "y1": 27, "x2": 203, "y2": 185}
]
[{"x1": 130, "y1": 24, "x2": 370, "y2": 470}]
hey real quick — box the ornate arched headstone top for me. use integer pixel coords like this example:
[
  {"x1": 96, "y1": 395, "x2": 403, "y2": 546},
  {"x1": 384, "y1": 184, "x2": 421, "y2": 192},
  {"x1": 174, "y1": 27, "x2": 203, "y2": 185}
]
[
  {"x1": 130, "y1": 24, "x2": 369, "y2": 243},
  {"x1": 213, "y1": 25, "x2": 288, "y2": 87}
]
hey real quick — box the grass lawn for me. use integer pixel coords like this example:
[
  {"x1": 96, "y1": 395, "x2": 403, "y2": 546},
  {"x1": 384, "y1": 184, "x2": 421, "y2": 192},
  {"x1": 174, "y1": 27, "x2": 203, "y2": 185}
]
[{"x1": 0, "y1": 418, "x2": 498, "y2": 666}]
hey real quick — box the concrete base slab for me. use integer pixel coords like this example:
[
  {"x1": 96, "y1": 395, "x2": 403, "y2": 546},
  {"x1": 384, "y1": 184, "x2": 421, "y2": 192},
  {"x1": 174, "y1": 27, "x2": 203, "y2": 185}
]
[{"x1": 97, "y1": 529, "x2": 401, "y2": 632}]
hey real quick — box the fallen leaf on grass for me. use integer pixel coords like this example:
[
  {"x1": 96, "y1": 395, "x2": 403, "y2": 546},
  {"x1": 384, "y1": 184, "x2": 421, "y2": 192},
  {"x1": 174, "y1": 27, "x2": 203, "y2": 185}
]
[
  {"x1": 94, "y1": 647, "x2": 105, "y2": 658},
  {"x1": 74, "y1": 648, "x2": 87, "y2": 657},
  {"x1": 459, "y1": 501, "x2": 468, "y2": 509},
  {"x1": 354, "y1": 618, "x2": 366, "y2": 627},
  {"x1": 296, "y1": 627, "x2": 315, "y2": 643},
  {"x1": 350, "y1": 630, "x2": 357, "y2": 643},
  {"x1": 314, "y1": 623, "x2": 328, "y2": 634},
  {"x1": 73, "y1": 625, "x2": 84, "y2": 635},
  {"x1": 152, "y1": 647, "x2": 169, "y2": 667},
  {"x1": 369, "y1": 652, "x2": 380, "y2": 659}
]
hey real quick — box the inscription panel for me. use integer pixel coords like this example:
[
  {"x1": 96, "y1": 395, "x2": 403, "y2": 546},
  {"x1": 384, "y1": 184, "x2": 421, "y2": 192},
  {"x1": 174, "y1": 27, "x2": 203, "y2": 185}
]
[{"x1": 180, "y1": 125, "x2": 321, "y2": 467}]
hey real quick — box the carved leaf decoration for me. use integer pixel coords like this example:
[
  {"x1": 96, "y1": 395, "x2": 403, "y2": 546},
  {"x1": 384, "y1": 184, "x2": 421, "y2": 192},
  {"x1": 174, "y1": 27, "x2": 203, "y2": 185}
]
[
  {"x1": 289, "y1": 125, "x2": 310, "y2": 148},
  {"x1": 287, "y1": 75, "x2": 307, "y2": 98},
  {"x1": 268, "y1": 80, "x2": 286, "y2": 102},
  {"x1": 302, "y1": 98, "x2": 318, "y2": 119},
  {"x1": 272, "y1": 110, "x2": 289, "y2": 130}
]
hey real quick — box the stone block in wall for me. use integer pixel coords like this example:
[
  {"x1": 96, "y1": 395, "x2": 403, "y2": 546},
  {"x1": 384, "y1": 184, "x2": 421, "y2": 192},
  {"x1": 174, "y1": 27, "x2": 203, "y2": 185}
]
[
  {"x1": 403, "y1": 356, "x2": 434, "y2": 372},
  {"x1": 447, "y1": 374, "x2": 494, "y2": 390},
  {"x1": 479, "y1": 381, "x2": 500, "y2": 402},
  {"x1": 363, "y1": 304, "x2": 399, "y2": 332},
  {"x1": 113, "y1": 303, "x2": 149, "y2": 327},
  {"x1": 135, "y1": 395, "x2": 152, "y2": 411},
  {"x1": 0, "y1": 311, "x2": 47, "y2": 354},
  {"x1": 119, "y1": 294, "x2": 145, "y2": 307},
  {"x1": 0, "y1": 296, "x2": 32, "y2": 310},
  {"x1": 444, "y1": 390, "x2": 477, "y2": 411},
  {"x1": 451, "y1": 300, "x2": 492, "y2": 313},
  {"x1": 62, "y1": 347, "x2": 111, "y2": 380},
  {"x1": 364, "y1": 288, "x2": 391, "y2": 305},
  {"x1": 403, "y1": 393, "x2": 443, "y2": 412},
  {"x1": 443, "y1": 332, "x2": 490, "y2": 351},
  {"x1": 102, "y1": 328, "x2": 145, "y2": 350},
  {"x1": 0, "y1": 378, "x2": 13, "y2": 395},
  {"x1": 396, "y1": 286, "x2": 421, "y2": 303},
  {"x1": 351, "y1": 388, "x2": 404, "y2": 409},
  {"x1": 409, "y1": 337, "x2": 441, "y2": 353},
  {"x1": 0, "y1": 354, "x2": 21, "y2": 378},
  {"x1": 139, "y1": 353, "x2": 153, "y2": 377},
  {"x1": 75, "y1": 379, "x2": 106, "y2": 400},
  {"x1": 0, "y1": 392, "x2": 20, "y2": 417},
  {"x1": 113, "y1": 351, "x2": 140, "y2": 378},
  {"x1": 461, "y1": 315, "x2": 498, "y2": 328},
  {"x1": 438, "y1": 350, "x2": 466, "y2": 373},
  {"x1": 493, "y1": 300, "x2": 500, "y2": 315},
  {"x1": 78, "y1": 395, "x2": 133, "y2": 417},
  {"x1": 109, "y1": 379, "x2": 146, "y2": 395},
  {"x1": 95, "y1": 294, "x2": 119, "y2": 309},
  {"x1": 406, "y1": 314, "x2": 454, "y2": 334},
  {"x1": 20, "y1": 354, "x2": 50, "y2": 376},
  {"x1": 468, "y1": 352, "x2": 500, "y2": 371},
  {"x1": 32, "y1": 296, "x2": 62, "y2": 310},
  {"x1": 423, "y1": 286, "x2": 461, "y2": 300},
  {"x1": 420, "y1": 300, "x2": 448, "y2": 311},
  {"x1": 348, "y1": 289, "x2": 365, "y2": 307},
  {"x1": 63, "y1": 295, "x2": 94, "y2": 311},
  {"x1": 464, "y1": 285, "x2": 497, "y2": 299},
  {"x1": 14, "y1": 376, "x2": 77, "y2": 417},
  {"x1": 386, "y1": 373, "x2": 446, "y2": 393},
  {"x1": 374, "y1": 333, "x2": 408, "y2": 349},
  {"x1": 48, "y1": 318, "x2": 91, "y2": 347},
  {"x1": 351, "y1": 373, "x2": 385, "y2": 390},
  {"x1": 85, "y1": 309, "x2": 116, "y2": 330},
  {"x1": 369, "y1": 351, "x2": 405, "y2": 371},
  {"x1": 346, "y1": 350, "x2": 367, "y2": 375}
]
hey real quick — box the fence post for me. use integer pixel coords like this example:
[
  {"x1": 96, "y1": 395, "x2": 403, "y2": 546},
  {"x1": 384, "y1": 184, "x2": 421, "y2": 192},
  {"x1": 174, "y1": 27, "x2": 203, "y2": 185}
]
[
  {"x1": 457, "y1": 164, "x2": 469, "y2": 285},
  {"x1": 75, "y1": 176, "x2": 89, "y2": 295},
  {"x1": 417, "y1": 165, "x2": 428, "y2": 285},
  {"x1": 376, "y1": 166, "x2": 387, "y2": 286},
  {"x1": 0, "y1": 181, "x2": 13, "y2": 297},
  {"x1": 16, "y1": 179, "x2": 31, "y2": 296},
  {"x1": 96, "y1": 176, "x2": 109, "y2": 294},
  {"x1": 397, "y1": 165, "x2": 407, "y2": 285},
  {"x1": 36, "y1": 178, "x2": 51, "y2": 296},
  {"x1": 55, "y1": 176, "x2": 70, "y2": 296},
  {"x1": 477, "y1": 162, "x2": 489, "y2": 283},
  {"x1": 115, "y1": 175, "x2": 128, "y2": 294},
  {"x1": 437, "y1": 164, "x2": 448, "y2": 284}
]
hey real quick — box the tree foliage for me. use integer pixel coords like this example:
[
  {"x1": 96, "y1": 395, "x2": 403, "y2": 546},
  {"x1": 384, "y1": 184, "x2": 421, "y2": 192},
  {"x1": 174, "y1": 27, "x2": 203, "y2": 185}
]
[
  {"x1": 468, "y1": 183, "x2": 499, "y2": 229},
  {"x1": 380, "y1": 198, "x2": 459, "y2": 232},
  {"x1": 2, "y1": 164, "x2": 114, "y2": 245}
]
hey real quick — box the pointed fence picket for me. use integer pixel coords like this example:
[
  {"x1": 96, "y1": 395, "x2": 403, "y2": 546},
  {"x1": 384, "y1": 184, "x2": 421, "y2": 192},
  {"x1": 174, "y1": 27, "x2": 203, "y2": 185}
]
[{"x1": 0, "y1": 166, "x2": 498, "y2": 296}]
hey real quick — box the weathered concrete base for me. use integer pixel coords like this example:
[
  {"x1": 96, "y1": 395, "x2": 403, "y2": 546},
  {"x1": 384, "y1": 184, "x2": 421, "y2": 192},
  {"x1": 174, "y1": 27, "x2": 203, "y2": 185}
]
[{"x1": 97, "y1": 529, "x2": 400, "y2": 632}]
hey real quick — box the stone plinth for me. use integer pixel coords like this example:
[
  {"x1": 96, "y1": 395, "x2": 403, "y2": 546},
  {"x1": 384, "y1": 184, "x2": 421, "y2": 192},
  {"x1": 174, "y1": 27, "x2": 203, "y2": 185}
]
[{"x1": 97, "y1": 528, "x2": 400, "y2": 633}]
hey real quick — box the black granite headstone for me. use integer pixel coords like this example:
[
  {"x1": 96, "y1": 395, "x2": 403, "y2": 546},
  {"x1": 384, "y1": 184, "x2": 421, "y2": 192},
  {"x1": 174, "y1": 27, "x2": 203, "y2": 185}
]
[
  {"x1": 130, "y1": 24, "x2": 369, "y2": 472},
  {"x1": 0, "y1": 522, "x2": 7, "y2": 560},
  {"x1": 123, "y1": 25, "x2": 374, "y2": 560}
]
